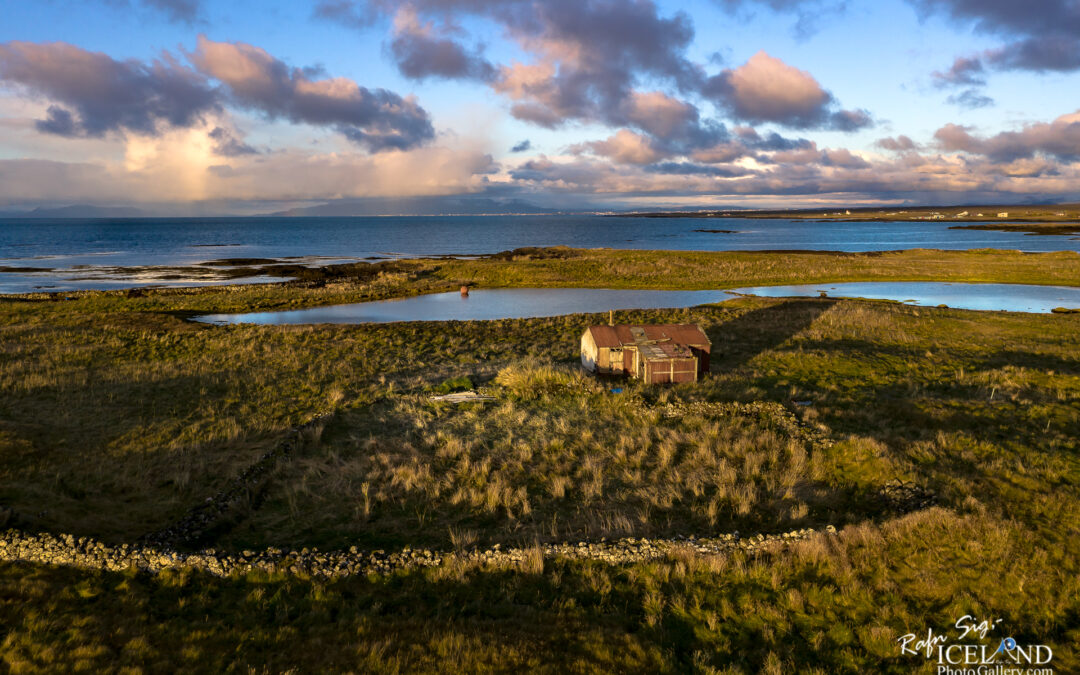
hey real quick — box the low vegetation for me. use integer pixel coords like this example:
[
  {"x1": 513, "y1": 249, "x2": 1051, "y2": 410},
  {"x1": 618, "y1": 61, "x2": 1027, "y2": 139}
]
[
  {"x1": 221, "y1": 369, "x2": 847, "y2": 552},
  {"x1": 0, "y1": 248, "x2": 1078, "y2": 672}
]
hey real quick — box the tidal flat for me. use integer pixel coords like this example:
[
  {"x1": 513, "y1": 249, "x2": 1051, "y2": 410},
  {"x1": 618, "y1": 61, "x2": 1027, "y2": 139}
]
[{"x1": 0, "y1": 247, "x2": 1078, "y2": 672}]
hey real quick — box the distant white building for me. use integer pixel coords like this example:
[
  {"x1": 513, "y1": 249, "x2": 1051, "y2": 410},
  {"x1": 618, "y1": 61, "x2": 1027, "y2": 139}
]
[
  {"x1": 957, "y1": 211, "x2": 969, "y2": 217},
  {"x1": 998, "y1": 212, "x2": 1009, "y2": 218}
]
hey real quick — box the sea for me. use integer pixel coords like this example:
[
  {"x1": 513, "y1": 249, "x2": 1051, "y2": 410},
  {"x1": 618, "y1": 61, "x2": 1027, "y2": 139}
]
[{"x1": 1, "y1": 215, "x2": 1078, "y2": 293}]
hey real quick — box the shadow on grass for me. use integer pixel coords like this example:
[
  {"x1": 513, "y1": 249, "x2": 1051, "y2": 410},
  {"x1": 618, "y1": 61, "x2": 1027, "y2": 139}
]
[{"x1": 706, "y1": 299, "x2": 837, "y2": 374}]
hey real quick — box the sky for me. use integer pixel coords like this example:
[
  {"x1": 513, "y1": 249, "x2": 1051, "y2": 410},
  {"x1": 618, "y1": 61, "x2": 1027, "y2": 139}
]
[{"x1": 1, "y1": 0, "x2": 1079, "y2": 214}]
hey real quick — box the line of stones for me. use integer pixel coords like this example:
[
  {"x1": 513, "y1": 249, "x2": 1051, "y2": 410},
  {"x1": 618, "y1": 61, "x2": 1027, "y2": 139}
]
[
  {"x1": 138, "y1": 412, "x2": 335, "y2": 550},
  {"x1": 0, "y1": 526, "x2": 837, "y2": 579}
]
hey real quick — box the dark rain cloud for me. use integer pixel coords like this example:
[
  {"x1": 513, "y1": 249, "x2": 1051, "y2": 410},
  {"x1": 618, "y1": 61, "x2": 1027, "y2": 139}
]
[
  {"x1": 643, "y1": 161, "x2": 750, "y2": 177},
  {"x1": 36, "y1": 105, "x2": 80, "y2": 136},
  {"x1": 0, "y1": 41, "x2": 218, "y2": 137},
  {"x1": 984, "y1": 36, "x2": 1080, "y2": 73},
  {"x1": 912, "y1": 0, "x2": 1080, "y2": 75},
  {"x1": 208, "y1": 126, "x2": 258, "y2": 156},
  {"x1": 319, "y1": 1, "x2": 729, "y2": 147},
  {"x1": 319, "y1": 0, "x2": 869, "y2": 159},
  {"x1": 908, "y1": 0, "x2": 1080, "y2": 42},
  {"x1": 738, "y1": 128, "x2": 814, "y2": 151},
  {"x1": 510, "y1": 139, "x2": 532, "y2": 152},
  {"x1": 389, "y1": 8, "x2": 496, "y2": 81}
]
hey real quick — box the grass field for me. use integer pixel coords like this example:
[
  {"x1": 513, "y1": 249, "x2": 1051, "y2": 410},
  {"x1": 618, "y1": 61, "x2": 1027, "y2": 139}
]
[{"x1": 1, "y1": 248, "x2": 1078, "y2": 672}]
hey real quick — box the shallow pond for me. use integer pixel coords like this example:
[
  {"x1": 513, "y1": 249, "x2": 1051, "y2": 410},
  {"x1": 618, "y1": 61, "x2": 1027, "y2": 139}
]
[
  {"x1": 194, "y1": 282, "x2": 1080, "y2": 325},
  {"x1": 195, "y1": 288, "x2": 733, "y2": 325},
  {"x1": 726, "y1": 282, "x2": 1080, "y2": 313}
]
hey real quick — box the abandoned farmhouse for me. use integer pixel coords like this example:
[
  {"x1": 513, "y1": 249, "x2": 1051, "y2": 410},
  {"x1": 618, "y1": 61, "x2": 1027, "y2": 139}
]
[{"x1": 580, "y1": 324, "x2": 711, "y2": 384}]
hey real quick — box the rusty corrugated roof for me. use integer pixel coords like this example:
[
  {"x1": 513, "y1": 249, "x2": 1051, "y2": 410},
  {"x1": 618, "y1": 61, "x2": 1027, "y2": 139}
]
[
  {"x1": 588, "y1": 324, "x2": 622, "y2": 348},
  {"x1": 585, "y1": 324, "x2": 710, "y2": 350},
  {"x1": 640, "y1": 341, "x2": 693, "y2": 361}
]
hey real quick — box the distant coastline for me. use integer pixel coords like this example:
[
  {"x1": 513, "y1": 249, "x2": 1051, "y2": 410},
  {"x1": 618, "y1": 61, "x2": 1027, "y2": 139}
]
[{"x1": 615, "y1": 203, "x2": 1080, "y2": 225}]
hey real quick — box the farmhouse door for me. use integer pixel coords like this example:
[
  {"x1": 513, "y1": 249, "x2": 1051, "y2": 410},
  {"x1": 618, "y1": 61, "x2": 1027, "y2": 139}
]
[{"x1": 609, "y1": 349, "x2": 623, "y2": 374}]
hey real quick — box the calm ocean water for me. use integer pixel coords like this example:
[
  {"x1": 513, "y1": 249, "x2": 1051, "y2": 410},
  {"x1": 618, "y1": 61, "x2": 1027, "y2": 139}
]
[{"x1": 1, "y1": 215, "x2": 1078, "y2": 293}]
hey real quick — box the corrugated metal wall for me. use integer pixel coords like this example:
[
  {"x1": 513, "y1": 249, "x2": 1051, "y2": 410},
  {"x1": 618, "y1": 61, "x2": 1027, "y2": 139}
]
[{"x1": 643, "y1": 357, "x2": 698, "y2": 384}]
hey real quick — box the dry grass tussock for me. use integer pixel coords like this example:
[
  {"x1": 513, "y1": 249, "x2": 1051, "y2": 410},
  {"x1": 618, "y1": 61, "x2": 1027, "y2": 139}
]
[{"x1": 222, "y1": 361, "x2": 845, "y2": 551}]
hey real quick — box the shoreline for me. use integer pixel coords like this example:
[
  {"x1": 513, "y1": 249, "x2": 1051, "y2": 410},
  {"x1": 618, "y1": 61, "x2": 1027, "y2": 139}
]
[
  {"x1": 4, "y1": 247, "x2": 1080, "y2": 312},
  {"x1": 613, "y1": 203, "x2": 1080, "y2": 224}
]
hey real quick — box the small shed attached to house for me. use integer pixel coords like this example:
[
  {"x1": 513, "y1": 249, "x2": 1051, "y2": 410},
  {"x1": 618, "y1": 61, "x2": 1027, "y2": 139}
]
[{"x1": 580, "y1": 324, "x2": 711, "y2": 384}]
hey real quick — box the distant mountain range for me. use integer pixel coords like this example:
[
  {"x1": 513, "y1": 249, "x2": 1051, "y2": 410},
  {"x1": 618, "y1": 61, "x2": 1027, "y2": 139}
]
[
  {"x1": 266, "y1": 196, "x2": 563, "y2": 217},
  {"x1": 0, "y1": 198, "x2": 564, "y2": 219},
  {"x1": 0, "y1": 205, "x2": 149, "y2": 218}
]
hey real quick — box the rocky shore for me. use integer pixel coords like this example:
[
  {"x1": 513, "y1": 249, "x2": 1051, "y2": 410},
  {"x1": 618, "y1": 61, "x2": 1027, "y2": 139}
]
[{"x1": 0, "y1": 526, "x2": 836, "y2": 579}]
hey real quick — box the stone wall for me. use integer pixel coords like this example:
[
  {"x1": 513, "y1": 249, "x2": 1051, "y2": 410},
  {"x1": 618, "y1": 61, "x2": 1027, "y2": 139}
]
[{"x1": 0, "y1": 526, "x2": 836, "y2": 579}]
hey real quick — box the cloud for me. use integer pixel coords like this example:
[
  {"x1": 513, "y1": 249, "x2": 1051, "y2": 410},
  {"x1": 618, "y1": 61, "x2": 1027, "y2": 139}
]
[
  {"x1": 909, "y1": 0, "x2": 1080, "y2": 42},
  {"x1": 142, "y1": 0, "x2": 202, "y2": 24},
  {"x1": 497, "y1": 107, "x2": 1080, "y2": 204},
  {"x1": 0, "y1": 38, "x2": 436, "y2": 152},
  {"x1": 323, "y1": 1, "x2": 730, "y2": 146},
  {"x1": 36, "y1": 105, "x2": 80, "y2": 136},
  {"x1": 483, "y1": 0, "x2": 704, "y2": 133},
  {"x1": 389, "y1": 7, "x2": 496, "y2": 81},
  {"x1": 931, "y1": 56, "x2": 985, "y2": 87},
  {"x1": 187, "y1": 36, "x2": 434, "y2": 151},
  {"x1": 510, "y1": 139, "x2": 532, "y2": 152},
  {"x1": 208, "y1": 126, "x2": 258, "y2": 156},
  {"x1": 0, "y1": 41, "x2": 217, "y2": 137},
  {"x1": 92, "y1": 0, "x2": 204, "y2": 25},
  {"x1": 876, "y1": 135, "x2": 918, "y2": 152},
  {"x1": 984, "y1": 36, "x2": 1080, "y2": 73},
  {"x1": 683, "y1": 128, "x2": 811, "y2": 165},
  {"x1": 934, "y1": 111, "x2": 1080, "y2": 161},
  {"x1": 912, "y1": 0, "x2": 1080, "y2": 75},
  {"x1": 313, "y1": 0, "x2": 378, "y2": 28},
  {"x1": 0, "y1": 131, "x2": 497, "y2": 206},
  {"x1": 319, "y1": 1, "x2": 868, "y2": 159},
  {"x1": 946, "y1": 89, "x2": 994, "y2": 109},
  {"x1": 574, "y1": 129, "x2": 666, "y2": 165},
  {"x1": 712, "y1": 0, "x2": 848, "y2": 38},
  {"x1": 819, "y1": 148, "x2": 870, "y2": 168},
  {"x1": 9, "y1": 108, "x2": 1080, "y2": 208},
  {"x1": 643, "y1": 161, "x2": 751, "y2": 177},
  {"x1": 617, "y1": 90, "x2": 725, "y2": 149},
  {"x1": 503, "y1": 145, "x2": 1080, "y2": 204},
  {"x1": 703, "y1": 51, "x2": 872, "y2": 130},
  {"x1": 763, "y1": 142, "x2": 870, "y2": 168}
]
